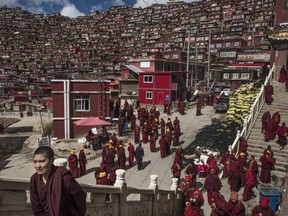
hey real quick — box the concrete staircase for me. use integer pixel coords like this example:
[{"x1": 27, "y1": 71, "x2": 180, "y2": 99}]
[{"x1": 247, "y1": 80, "x2": 288, "y2": 178}]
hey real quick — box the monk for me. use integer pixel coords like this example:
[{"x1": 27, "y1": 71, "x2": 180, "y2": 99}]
[
  {"x1": 159, "y1": 134, "x2": 166, "y2": 158},
  {"x1": 260, "y1": 152, "x2": 275, "y2": 184},
  {"x1": 79, "y1": 147, "x2": 87, "y2": 176},
  {"x1": 68, "y1": 150, "x2": 79, "y2": 178},
  {"x1": 142, "y1": 122, "x2": 149, "y2": 144},
  {"x1": 204, "y1": 168, "x2": 222, "y2": 205},
  {"x1": 278, "y1": 65, "x2": 287, "y2": 83},
  {"x1": 206, "y1": 154, "x2": 218, "y2": 175},
  {"x1": 106, "y1": 145, "x2": 115, "y2": 173},
  {"x1": 264, "y1": 83, "x2": 273, "y2": 105},
  {"x1": 242, "y1": 166, "x2": 255, "y2": 202},
  {"x1": 117, "y1": 145, "x2": 126, "y2": 170},
  {"x1": 130, "y1": 114, "x2": 136, "y2": 130},
  {"x1": 276, "y1": 122, "x2": 288, "y2": 149},
  {"x1": 247, "y1": 155, "x2": 259, "y2": 187},
  {"x1": 263, "y1": 145, "x2": 274, "y2": 158},
  {"x1": 165, "y1": 128, "x2": 171, "y2": 156},
  {"x1": 134, "y1": 124, "x2": 140, "y2": 144},
  {"x1": 97, "y1": 171, "x2": 113, "y2": 201},
  {"x1": 239, "y1": 137, "x2": 248, "y2": 153},
  {"x1": 171, "y1": 158, "x2": 182, "y2": 182},
  {"x1": 237, "y1": 152, "x2": 247, "y2": 186},
  {"x1": 272, "y1": 110, "x2": 281, "y2": 126},
  {"x1": 227, "y1": 191, "x2": 245, "y2": 216},
  {"x1": 220, "y1": 152, "x2": 230, "y2": 179},
  {"x1": 175, "y1": 146, "x2": 184, "y2": 166},
  {"x1": 252, "y1": 197, "x2": 275, "y2": 216},
  {"x1": 149, "y1": 131, "x2": 157, "y2": 152},
  {"x1": 30, "y1": 146, "x2": 86, "y2": 216},
  {"x1": 228, "y1": 157, "x2": 241, "y2": 192},
  {"x1": 210, "y1": 192, "x2": 229, "y2": 216},
  {"x1": 185, "y1": 160, "x2": 198, "y2": 186},
  {"x1": 264, "y1": 118, "x2": 277, "y2": 142},
  {"x1": 184, "y1": 186, "x2": 204, "y2": 216},
  {"x1": 94, "y1": 162, "x2": 106, "y2": 183},
  {"x1": 160, "y1": 118, "x2": 166, "y2": 135},
  {"x1": 261, "y1": 110, "x2": 271, "y2": 133},
  {"x1": 196, "y1": 100, "x2": 202, "y2": 116},
  {"x1": 135, "y1": 143, "x2": 144, "y2": 170},
  {"x1": 179, "y1": 101, "x2": 185, "y2": 115},
  {"x1": 108, "y1": 167, "x2": 116, "y2": 184},
  {"x1": 127, "y1": 141, "x2": 135, "y2": 167}
]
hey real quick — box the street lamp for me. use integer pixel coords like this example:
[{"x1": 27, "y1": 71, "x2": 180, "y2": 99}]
[{"x1": 186, "y1": 28, "x2": 191, "y2": 89}]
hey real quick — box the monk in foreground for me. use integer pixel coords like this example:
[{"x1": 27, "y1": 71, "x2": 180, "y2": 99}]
[{"x1": 30, "y1": 146, "x2": 86, "y2": 215}]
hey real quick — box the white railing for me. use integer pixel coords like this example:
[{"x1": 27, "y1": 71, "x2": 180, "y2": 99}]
[
  {"x1": 231, "y1": 65, "x2": 275, "y2": 155},
  {"x1": 0, "y1": 170, "x2": 182, "y2": 216}
]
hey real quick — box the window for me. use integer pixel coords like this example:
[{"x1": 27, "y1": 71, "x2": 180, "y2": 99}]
[
  {"x1": 216, "y1": 43, "x2": 222, "y2": 48},
  {"x1": 146, "y1": 91, "x2": 153, "y2": 99},
  {"x1": 74, "y1": 95, "x2": 90, "y2": 111},
  {"x1": 144, "y1": 75, "x2": 153, "y2": 83},
  {"x1": 225, "y1": 42, "x2": 231, "y2": 47},
  {"x1": 233, "y1": 42, "x2": 240, "y2": 47},
  {"x1": 232, "y1": 73, "x2": 239, "y2": 79},
  {"x1": 223, "y1": 73, "x2": 229, "y2": 79},
  {"x1": 241, "y1": 73, "x2": 250, "y2": 79}
]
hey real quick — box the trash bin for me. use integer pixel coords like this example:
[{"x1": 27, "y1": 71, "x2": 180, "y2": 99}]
[
  {"x1": 258, "y1": 187, "x2": 282, "y2": 212},
  {"x1": 184, "y1": 101, "x2": 190, "y2": 109}
]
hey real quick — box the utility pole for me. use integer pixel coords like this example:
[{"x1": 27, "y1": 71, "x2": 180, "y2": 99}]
[
  {"x1": 194, "y1": 43, "x2": 198, "y2": 90},
  {"x1": 207, "y1": 30, "x2": 211, "y2": 91},
  {"x1": 186, "y1": 29, "x2": 190, "y2": 89}
]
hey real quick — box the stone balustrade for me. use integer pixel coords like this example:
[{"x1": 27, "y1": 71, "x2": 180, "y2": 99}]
[{"x1": 0, "y1": 169, "x2": 182, "y2": 216}]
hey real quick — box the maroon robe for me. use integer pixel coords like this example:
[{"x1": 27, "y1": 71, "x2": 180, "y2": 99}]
[
  {"x1": 127, "y1": 144, "x2": 135, "y2": 167},
  {"x1": 242, "y1": 169, "x2": 255, "y2": 202},
  {"x1": 260, "y1": 155, "x2": 275, "y2": 184},
  {"x1": 160, "y1": 119, "x2": 166, "y2": 135},
  {"x1": 101, "y1": 146, "x2": 109, "y2": 163},
  {"x1": 239, "y1": 138, "x2": 248, "y2": 153},
  {"x1": 185, "y1": 162, "x2": 198, "y2": 186},
  {"x1": 272, "y1": 111, "x2": 281, "y2": 126},
  {"x1": 206, "y1": 156, "x2": 218, "y2": 175},
  {"x1": 261, "y1": 111, "x2": 271, "y2": 133},
  {"x1": 108, "y1": 168, "x2": 116, "y2": 184},
  {"x1": 79, "y1": 150, "x2": 87, "y2": 176},
  {"x1": 149, "y1": 133, "x2": 156, "y2": 152},
  {"x1": 171, "y1": 161, "x2": 182, "y2": 179},
  {"x1": 228, "y1": 160, "x2": 241, "y2": 192},
  {"x1": 134, "y1": 126, "x2": 140, "y2": 144},
  {"x1": 276, "y1": 125, "x2": 288, "y2": 147},
  {"x1": 179, "y1": 102, "x2": 185, "y2": 115},
  {"x1": 165, "y1": 132, "x2": 171, "y2": 155},
  {"x1": 130, "y1": 115, "x2": 136, "y2": 130},
  {"x1": 220, "y1": 153, "x2": 230, "y2": 178},
  {"x1": 196, "y1": 102, "x2": 202, "y2": 116},
  {"x1": 247, "y1": 159, "x2": 259, "y2": 187},
  {"x1": 264, "y1": 84, "x2": 273, "y2": 104},
  {"x1": 142, "y1": 124, "x2": 149, "y2": 144},
  {"x1": 227, "y1": 200, "x2": 246, "y2": 216},
  {"x1": 252, "y1": 205, "x2": 275, "y2": 216},
  {"x1": 264, "y1": 118, "x2": 276, "y2": 141},
  {"x1": 237, "y1": 155, "x2": 247, "y2": 185},
  {"x1": 106, "y1": 148, "x2": 115, "y2": 173},
  {"x1": 68, "y1": 154, "x2": 79, "y2": 178},
  {"x1": 184, "y1": 188, "x2": 204, "y2": 216},
  {"x1": 30, "y1": 165, "x2": 86, "y2": 216},
  {"x1": 204, "y1": 174, "x2": 222, "y2": 205},
  {"x1": 210, "y1": 194, "x2": 229, "y2": 216},
  {"x1": 278, "y1": 66, "x2": 287, "y2": 83},
  {"x1": 159, "y1": 135, "x2": 166, "y2": 158},
  {"x1": 117, "y1": 147, "x2": 126, "y2": 170}
]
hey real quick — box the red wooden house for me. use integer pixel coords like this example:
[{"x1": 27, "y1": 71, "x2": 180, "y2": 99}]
[
  {"x1": 52, "y1": 79, "x2": 111, "y2": 139},
  {"x1": 138, "y1": 71, "x2": 186, "y2": 106}
]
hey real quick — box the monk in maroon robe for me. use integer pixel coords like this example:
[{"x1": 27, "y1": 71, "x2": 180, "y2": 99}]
[
  {"x1": 159, "y1": 134, "x2": 166, "y2": 158},
  {"x1": 134, "y1": 125, "x2": 140, "y2": 144},
  {"x1": 130, "y1": 114, "x2": 136, "y2": 130},
  {"x1": 260, "y1": 152, "x2": 275, "y2": 184},
  {"x1": 166, "y1": 118, "x2": 174, "y2": 139},
  {"x1": 184, "y1": 187, "x2": 204, "y2": 216},
  {"x1": 171, "y1": 159, "x2": 182, "y2": 182},
  {"x1": 220, "y1": 152, "x2": 230, "y2": 179},
  {"x1": 228, "y1": 157, "x2": 241, "y2": 192},
  {"x1": 261, "y1": 110, "x2": 271, "y2": 133},
  {"x1": 68, "y1": 150, "x2": 79, "y2": 178},
  {"x1": 106, "y1": 146, "x2": 115, "y2": 173},
  {"x1": 263, "y1": 145, "x2": 274, "y2": 158},
  {"x1": 227, "y1": 191, "x2": 245, "y2": 216},
  {"x1": 237, "y1": 152, "x2": 247, "y2": 186},
  {"x1": 97, "y1": 171, "x2": 114, "y2": 201},
  {"x1": 204, "y1": 169, "x2": 222, "y2": 205},
  {"x1": 242, "y1": 168, "x2": 255, "y2": 202},
  {"x1": 175, "y1": 146, "x2": 184, "y2": 165},
  {"x1": 210, "y1": 192, "x2": 229, "y2": 216},
  {"x1": 264, "y1": 83, "x2": 273, "y2": 105},
  {"x1": 179, "y1": 101, "x2": 185, "y2": 115},
  {"x1": 247, "y1": 155, "x2": 259, "y2": 187},
  {"x1": 276, "y1": 122, "x2": 288, "y2": 149},
  {"x1": 165, "y1": 129, "x2": 171, "y2": 155},
  {"x1": 278, "y1": 65, "x2": 287, "y2": 83},
  {"x1": 264, "y1": 118, "x2": 277, "y2": 142},
  {"x1": 252, "y1": 197, "x2": 275, "y2": 216},
  {"x1": 108, "y1": 167, "x2": 116, "y2": 184},
  {"x1": 185, "y1": 161, "x2": 198, "y2": 186},
  {"x1": 30, "y1": 146, "x2": 86, "y2": 216},
  {"x1": 117, "y1": 145, "x2": 126, "y2": 170},
  {"x1": 239, "y1": 137, "x2": 248, "y2": 153},
  {"x1": 142, "y1": 122, "x2": 149, "y2": 144},
  {"x1": 206, "y1": 154, "x2": 218, "y2": 175},
  {"x1": 79, "y1": 148, "x2": 87, "y2": 176},
  {"x1": 94, "y1": 162, "x2": 106, "y2": 182},
  {"x1": 127, "y1": 141, "x2": 135, "y2": 167},
  {"x1": 196, "y1": 101, "x2": 202, "y2": 116},
  {"x1": 149, "y1": 132, "x2": 156, "y2": 152}
]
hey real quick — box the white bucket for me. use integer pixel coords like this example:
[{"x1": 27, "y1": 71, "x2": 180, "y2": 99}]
[{"x1": 54, "y1": 158, "x2": 67, "y2": 168}]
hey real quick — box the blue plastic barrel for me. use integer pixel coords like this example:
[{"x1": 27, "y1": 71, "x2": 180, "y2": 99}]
[
  {"x1": 125, "y1": 121, "x2": 129, "y2": 129},
  {"x1": 258, "y1": 187, "x2": 282, "y2": 212}
]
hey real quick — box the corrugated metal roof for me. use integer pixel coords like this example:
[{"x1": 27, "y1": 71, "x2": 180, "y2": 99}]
[{"x1": 124, "y1": 65, "x2": 143, "y2": 73}]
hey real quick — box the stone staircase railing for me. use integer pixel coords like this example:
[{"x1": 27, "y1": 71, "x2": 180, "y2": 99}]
[
  {"x1": 231, "y1": 65, "x2": 275, "y2": 155},
  {"x1": 0, "y1": 169, "x2": 182, "y2": 216}
]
